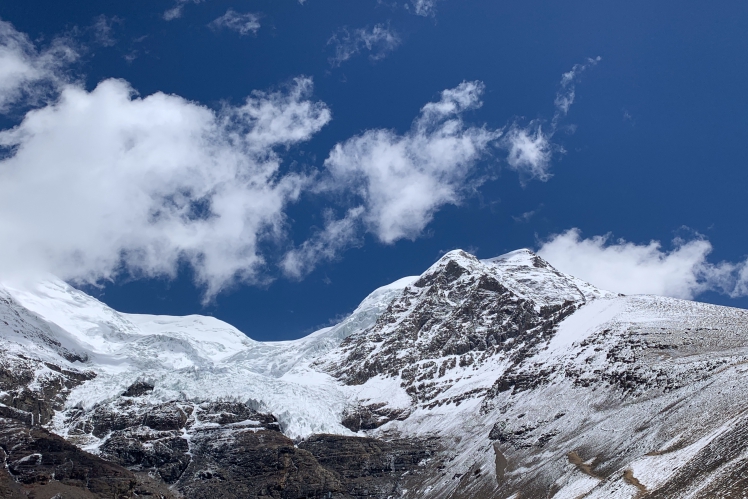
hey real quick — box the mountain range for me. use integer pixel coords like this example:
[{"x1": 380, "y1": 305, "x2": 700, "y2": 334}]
[{"x1": 2, "y1": 249, "x2": 748, "y2": 498}]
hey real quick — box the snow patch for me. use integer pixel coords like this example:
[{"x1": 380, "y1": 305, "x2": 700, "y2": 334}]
[{"x1": 545, "y1": 298, "x2": 625, "y2": 356}]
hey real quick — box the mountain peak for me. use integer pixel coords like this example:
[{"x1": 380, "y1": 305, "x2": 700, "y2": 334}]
[
  {"x1": 429, "y1": 249, "x2": 481, "y2": 273},
  {"x1": 435, "y1": 248, "x2": 552, "y2": 274},
  {"x1": 413, "y1": 247, "x2": 609, "y2": 308},
  {"x1": 437, "y1": 248, "x2": 479, "y2": 261},
  {"x1": 484, "y1": 247, "x2": 546, "y2": 267}
]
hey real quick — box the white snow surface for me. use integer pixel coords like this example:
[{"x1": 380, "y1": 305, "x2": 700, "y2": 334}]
[{"x1": 541, "y1": 297, "x2": 625, "y2": 357}]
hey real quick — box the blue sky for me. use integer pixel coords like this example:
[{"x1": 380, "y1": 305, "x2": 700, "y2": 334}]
[{"x1": 1, "y1": 0, "x2": 747, "y2": 340}]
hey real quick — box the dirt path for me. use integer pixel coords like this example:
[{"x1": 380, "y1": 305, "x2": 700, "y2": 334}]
[
  {"x1": 567, "y1": 451, "x2": 601, "y2": 479},
  {"x1": 494, "y1": 443, "x2": 508, "y2": 484},
  {"x1": 623, "y1": 469, "x2": 648, "y2": 496}
]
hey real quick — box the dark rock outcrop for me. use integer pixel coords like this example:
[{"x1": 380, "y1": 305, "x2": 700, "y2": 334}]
[
  {"x1": 121, "y1": 380, "x2": 154, "y2": 397},
  {"x1": 0, "y1": 417, "x2": 137, "y2": 498},
  {"x1": 0, "y1": 352, "x2": 95, "y2": 426},
  {"x1": 298, "y1": 434, "x2": 441, "y2": 498},
  {"x1": 65, "y1": 396, "x2": 438, "y2": 498},
  {"x1": 341, "y1": 404, "x2": 410, "y2": 432},
  {"x1": 177, "y1": 426, "x2": 343, "y2": 499}
]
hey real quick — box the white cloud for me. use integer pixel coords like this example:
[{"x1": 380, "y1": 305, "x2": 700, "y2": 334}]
[
  {"x1": 537, "y1": 228, "x2": 748, "y2": 299},
  {"x1": 0, "y1": 75, "x2": 330, "y2": 300},
  {"x1": 209, "y1": 9, "x2": 261, "y2": 36},
  {"x1": 282, "y1": 62, "x2": 603, "y2": 277},
  {"x1": 280, "y1": 81, "x2": 499, "y2": 277},
  {"x1": 734, "y1": 265, "x2": 748, "y2": 298},
  {"x1": 501, "y1": 123, "x2": 553, "y2": 183},
  {"x1": 163, "y1": 7, "x2": 183, "y2": 21},
  {"x1": 274, "y1": 82, "x2": 498, "y2": 277},
  {"x1": 328, "y1": 23, "x2": 400, "y2": 67},
  {"x1": 1, "y1": 22, "x2": 612, "y2": 293},
  {"x1": 0, "y1": 19, "x2": 76, "y2": 112},
  {"x1": 513, "y1": 206, "x2": 541, "y2": 223},
  {"x1": 322, "y1": 81, "x2": 498, "y2": 239}
]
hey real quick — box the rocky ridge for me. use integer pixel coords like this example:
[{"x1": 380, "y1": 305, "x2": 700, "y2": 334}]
[{"x1": 318, "y1": 250, "x2": 610, "y2": 404}]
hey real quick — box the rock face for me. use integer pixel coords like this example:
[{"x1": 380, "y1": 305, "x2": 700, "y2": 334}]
[
  {"x1": 298, "y1": 434, "x2": 441, "y2": 498},
  {"x1": 0, "y1": 417, "x2": 139, "y2": 498},
  {"x1": 318, "y1": 250, "x2": 606, "y2": 404},
  {"x1": 3, "y1": 248, "x2": 748, "y2": 498},
  {"x1": 0, "y1": 354, "x2": 95, "y2": 427},
  {"x1": 53, "y1": 395, "x2": 440, "y2": 498},
  {"x1": 179, "y1": 430, "x2": 439, "y2": 499}
]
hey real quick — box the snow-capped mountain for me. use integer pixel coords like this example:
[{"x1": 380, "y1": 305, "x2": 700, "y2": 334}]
[{"x1": 2, "y1": 249, "x2": 748, "y2": 498}]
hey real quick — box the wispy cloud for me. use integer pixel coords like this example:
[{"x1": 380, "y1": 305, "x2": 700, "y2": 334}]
[
  {"x1": 122, "y1": 35, "x2": 148, "y2": 64},
  {"x1": 0, "y1": 19, "x2": 77, "y2": 113},
  {"x1": 208, "y1": 9, "x2": 261, "y2": 36},
  {"x1": 0, "y1": 21, "x2": 614, "y2": 295},
  {"x1": 501, "y1": 124, "x2": 554, "y2": 183},
  {"x1": 324, "y1": 80, "x2": 497, "y2": 245},
  {"x1": 92, "y1": 15, "x2": 121, "y2": 47},
  {"x1": 538, "y1": 228, "x2": 748, "y2": 299},
  {"x1": 410, "y1": 0, "x2": 442, "y2": 16},
  {"x1": 553, "y1": 56, "x2": 601, "y2": 125},
  {"x1": 163, "y1": 5, "x2": 184, "y2": 21},
  {"x1": 281, "y1": 207, "x2": 364, "y2": 279},
  {"x1": 282, "y1": 60, "x2": 603, "y2": 277},
  {"x1": 163, "y1": 0, "x2": 202, "y2": 21},
  {"x1": 328, "y1": 23, "x2": 400, "y2": 67},
  {"x1": 512, "y1": 205, "x2": 542, "y2": 223}
]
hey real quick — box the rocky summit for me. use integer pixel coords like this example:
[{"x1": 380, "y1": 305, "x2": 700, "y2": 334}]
[{"x1": 2, "y1": 249, "x2": 748, "y2": 498}]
